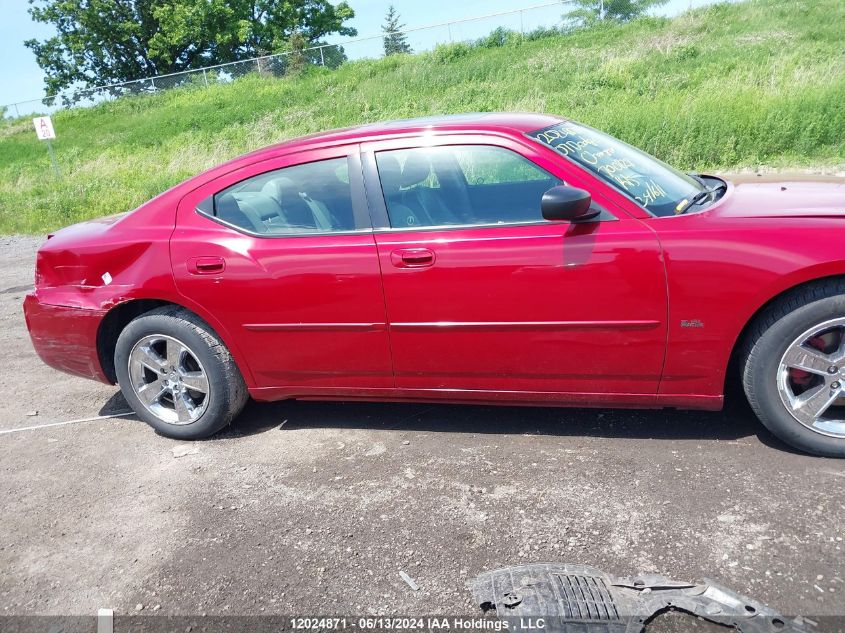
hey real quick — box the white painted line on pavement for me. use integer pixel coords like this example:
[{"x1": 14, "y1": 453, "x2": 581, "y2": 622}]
[
  {"x1": 97, "y1": 608, "x2": 114, "y2": 633},
  {"x1": 0, "y1": 411, "x2": 134, "y2": 435}
]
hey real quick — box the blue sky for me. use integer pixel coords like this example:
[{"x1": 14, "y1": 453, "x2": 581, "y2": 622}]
[{"x1": 1, "y1": 0, "x2": 718, "y2": 108}]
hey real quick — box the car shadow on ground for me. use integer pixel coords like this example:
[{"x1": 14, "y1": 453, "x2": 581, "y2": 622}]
[{"x1": 98, "y1": 390, "x2": 798, "y2": 453}]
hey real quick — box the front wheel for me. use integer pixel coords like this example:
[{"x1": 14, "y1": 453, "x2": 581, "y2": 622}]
[
  {"x1": 114, "y1": 306, "x2": 248, "y2": 439},
  {"x1": 743, "y1": 281, "x2": 845, "y2": 457}
]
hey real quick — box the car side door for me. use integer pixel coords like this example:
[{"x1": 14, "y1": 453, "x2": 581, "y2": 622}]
[
  {"x1": 361, "y1": 134, "x2": 668, "y2": 401},
  {"x1": 170, "y1": 145, "x2": 394, "y2": 396}
]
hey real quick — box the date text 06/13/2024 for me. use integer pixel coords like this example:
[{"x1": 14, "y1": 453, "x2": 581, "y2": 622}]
[{"x1": 288, "y1": 617, "x2": 542, "y2": 630}]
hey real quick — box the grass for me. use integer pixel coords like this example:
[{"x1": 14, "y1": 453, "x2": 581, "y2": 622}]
[{"x1": 1, "y1": 0, "x2": 843, "y2": 234}]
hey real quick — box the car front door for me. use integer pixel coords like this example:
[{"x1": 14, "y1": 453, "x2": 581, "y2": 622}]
[
  {"x1": 362, "y1": 135, "x2": 667, "y2": 401},
  {"x1": 170, "y1": 146, "x2": 394, "y2": 395}
]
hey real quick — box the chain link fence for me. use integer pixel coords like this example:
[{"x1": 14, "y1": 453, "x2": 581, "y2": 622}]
[{"x1": 2, "y1": 1, "x2": 573, "y2": 118}]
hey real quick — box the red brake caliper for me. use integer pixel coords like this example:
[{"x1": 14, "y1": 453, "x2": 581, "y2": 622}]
[{"x1": 789, "y1": 336, "x2": 828, "y2": 387}]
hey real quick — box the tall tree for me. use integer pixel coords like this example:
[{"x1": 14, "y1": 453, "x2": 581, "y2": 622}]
[
  {"x1": 382, "y1": 5, "x2": 411, "y2": 56},
  {"x1": 566, "y1": 0, "x2": 667, "y2": 25},
  {"x1": 25, "y1": 0, "x2": 357, "y2": 99},
  {"x1": 284, "y1": 30, "x2": 309, "y2": 75}
]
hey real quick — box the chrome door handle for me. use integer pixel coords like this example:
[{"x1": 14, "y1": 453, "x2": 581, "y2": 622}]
[
  {"x1": 390, "y1": 248, "x2": 435, "y2": 268},
  {"x1": 187, "y1": 256, "x2": 225, "y2": 275}
]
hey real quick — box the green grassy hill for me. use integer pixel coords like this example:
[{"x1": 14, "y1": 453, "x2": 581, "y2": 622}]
[{"x1": 1, "y1": 0, "x2": 843, "y2": 234}]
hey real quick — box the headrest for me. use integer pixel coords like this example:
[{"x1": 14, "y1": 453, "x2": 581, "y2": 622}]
[
  {"x1": 260, "y1": 180, "x2": 281, "y2": 203},
  {"x1": 400, "y1": 152, "x2": 432, "y2": 188},
  {"x1": 216, "y1": 192, "x2": 240, "y2": 214},
  {"x1": 274, "y1": 176, "x2": 299, "y2": 198},
  {"x1": 216, "y1": 193, "x2": 260, "y2": 231}
]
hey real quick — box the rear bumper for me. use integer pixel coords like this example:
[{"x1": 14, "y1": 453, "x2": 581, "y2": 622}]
[{"x1": 23, "y1": 293, "x2": 110, "y2": 384}]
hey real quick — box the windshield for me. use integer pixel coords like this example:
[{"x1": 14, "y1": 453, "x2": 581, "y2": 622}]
[{"x1": 527, "y1": 121, "x2": 704, "y2": 217}]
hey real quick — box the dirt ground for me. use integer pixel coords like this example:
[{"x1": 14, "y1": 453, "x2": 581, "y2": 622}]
[{"x1": 1, "y1": 235, "x2": 843, "y2": 631}]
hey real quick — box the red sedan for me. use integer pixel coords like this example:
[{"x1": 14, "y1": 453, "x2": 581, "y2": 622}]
[{"x1": 23, "y1": 113, "x2": 845, "y2": 456}]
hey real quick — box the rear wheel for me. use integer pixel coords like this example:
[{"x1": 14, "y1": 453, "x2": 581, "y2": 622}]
[
  {"x1": 115, "y1": 306, "x2": 248, "y2": 439},
  {"x1": 743, "y1": 281, "x2": 845, "y2": 457}
]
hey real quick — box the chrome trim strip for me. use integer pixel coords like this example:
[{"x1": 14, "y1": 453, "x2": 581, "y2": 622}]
[
  {"x1": 244, "y1": 320, "x2": 660, "y2": 332},
  {"x1": 390, "y1": 320, "x2": 661, "y2": 331},
  {"x1": 243, "y1": 322, "x2": 386, "y2": 332}
]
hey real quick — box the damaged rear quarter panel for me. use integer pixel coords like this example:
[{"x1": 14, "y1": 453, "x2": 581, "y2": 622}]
[
  {"x1": 35, "y1": 221, "x2": 177, "y2": 313},
  {"x1": 28, "y1": 187, "x2": 258, "y2": 387}
]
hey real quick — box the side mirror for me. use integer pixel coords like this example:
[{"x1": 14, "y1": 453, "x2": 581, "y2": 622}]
[{"x1": 541, "y1": 186, "x2": 600, "y2": 222}]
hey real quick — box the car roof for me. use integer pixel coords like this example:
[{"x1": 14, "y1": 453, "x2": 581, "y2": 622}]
[
  {"x1": 190, "y1": 112, "x2": 565, "y2": 187},
  {"x1": 240, "y1": 112, "x2": 564, "y2": 158}
]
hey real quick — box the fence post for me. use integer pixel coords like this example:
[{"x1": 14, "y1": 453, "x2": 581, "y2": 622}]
[
  {"x1": 13, "y1": 103, "x2": 20, "y2": 118},
  {"x1": 150, "y1": 77, "x2": 156, "y2": 91},
  {"x1": 320, "y1": 47, "x2": 325, "y2": 66},
  {"x1": 203, "y1": 68, "x2": 209, "y2": 87},
  {"x1": 256, "y1": 58, "x2": 261, "y2": 74}
]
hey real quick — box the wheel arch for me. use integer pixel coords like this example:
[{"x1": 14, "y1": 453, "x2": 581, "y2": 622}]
[
  {"x1": 724, "y1": 273, "x2": 845, "y2": 399},
  {"x1": 96, "y1": 298, "x2": 255, "y2": 387}
]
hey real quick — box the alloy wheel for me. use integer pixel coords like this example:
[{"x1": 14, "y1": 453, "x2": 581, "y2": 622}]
[
  {"x1": 127, "y1": 334, "x2": 210, "y2": 425},
  {"x1": 777, "y1": 317, "x2": 845, "y2": 438}
]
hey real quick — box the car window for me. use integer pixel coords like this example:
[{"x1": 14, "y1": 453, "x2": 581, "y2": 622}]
[
  {"x1": 528, "y1": 121, "x2": 704, "y2": 217},
  {"x1": 208, "y1": 157, "x2": 360, "y2": 235},
  {"x1": 375, "y1": 145, "x2": 560, "y2": 229},
  {"x1": 453, "y1": 146, "x2": 552, "y2": 185}
]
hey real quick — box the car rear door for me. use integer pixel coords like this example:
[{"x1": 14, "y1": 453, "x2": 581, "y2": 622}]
[
  {"x1": 170, "y1": 145, "x2": 394, "y2": 394},
  {"x1": 361, "y1": 134, "x2": 668, "y2": 400}
]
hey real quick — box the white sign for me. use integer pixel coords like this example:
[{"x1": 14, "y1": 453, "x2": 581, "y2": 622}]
[{"x1": 33, "y1": 116, "x2": 56, "y2": 141}]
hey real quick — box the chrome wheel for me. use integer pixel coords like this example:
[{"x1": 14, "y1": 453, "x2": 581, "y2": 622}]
[
  {"x1": 127, "y1": 334, "x2": 210, "y2": 425},
  {"x1": 777, "y1": 317, "x2": 845, "y2": 438}
]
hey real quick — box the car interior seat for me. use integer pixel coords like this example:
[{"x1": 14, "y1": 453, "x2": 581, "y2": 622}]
[
  {"x1": 378, "y1": 154, "x2": 426, "y2": 228},
  {"x1": 300, "y1": 166, "x2": 355, "y2": 231},
  {"x1": 274, "y1": 177, "x2": 332, "y2": 231},
  {"x1": 216, "y1": 192, "x2": 266, "y2": 233},
  {"x1": 400, "y1": 152, "x2": 465, "y2": 226}
]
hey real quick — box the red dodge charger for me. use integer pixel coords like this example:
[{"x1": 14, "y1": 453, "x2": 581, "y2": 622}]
[{"x1": 23, "y1": 113, "x2": 845, "y2": 456}]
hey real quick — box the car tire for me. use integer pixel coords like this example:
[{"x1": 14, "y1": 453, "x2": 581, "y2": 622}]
[
  {"x1": 114, "y1": 306, "x2": 248, "y2": 439},
  {"x1": 743, "y1": 279, "x2": 845, "y2": 457}
]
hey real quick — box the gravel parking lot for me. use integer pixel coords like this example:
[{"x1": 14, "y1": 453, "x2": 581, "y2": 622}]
[{"x1": 1, "y1": 235, "x2": 843, "y2": 630}]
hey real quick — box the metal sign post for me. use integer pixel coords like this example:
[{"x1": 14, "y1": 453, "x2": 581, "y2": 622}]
[
  {"x1": 45, "y1": 139, "x2": 60, "y2": 177},
  {"x1": 32, "y1": 116, "x2": 60, "y2": 177}
]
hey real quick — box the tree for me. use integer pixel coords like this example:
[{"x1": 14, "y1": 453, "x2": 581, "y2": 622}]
[
  {"x1": 285, "y1": 30, "x2": 309, "y2": 75},
  {"x1": 24, "y1": 0, "x2": 357, "y2": 100},
  {"x1": 566, "y1": 0, "x2": 667, "y2": 25},
  {"x1": 382, "y1": 5, "x2": 411, "y2": 56}
]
